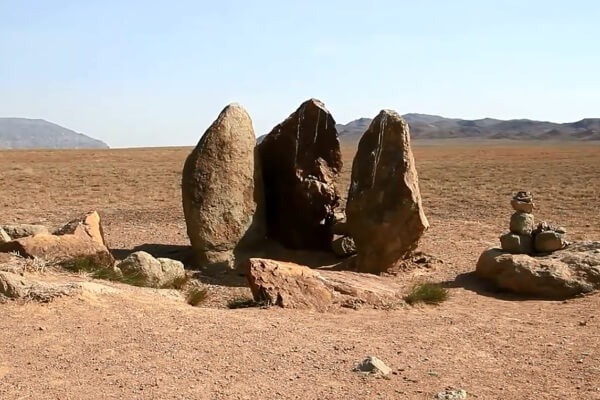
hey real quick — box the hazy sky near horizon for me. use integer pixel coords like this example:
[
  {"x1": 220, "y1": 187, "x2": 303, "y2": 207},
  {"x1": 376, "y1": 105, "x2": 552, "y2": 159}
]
[{"x1": 1, "y1": 0, "x2": 599, "y2": 148}]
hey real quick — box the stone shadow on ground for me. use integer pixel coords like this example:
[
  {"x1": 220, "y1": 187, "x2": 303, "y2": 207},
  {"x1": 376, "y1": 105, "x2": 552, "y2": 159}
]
[
  {"x1": 111, "y1": 241, "x2": 348, "y2": 288},
  {"x1": 442, "y1": 272, "x2": 574, "y2": 301},
  {"x1": 111, "y1": 244, "x2": 192, "y2": 264}
]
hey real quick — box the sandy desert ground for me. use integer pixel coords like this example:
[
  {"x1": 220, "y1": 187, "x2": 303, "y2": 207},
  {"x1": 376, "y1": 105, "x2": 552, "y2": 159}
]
[{"x1": 1, "y1": 141, "x2": 600, "y2": 399}]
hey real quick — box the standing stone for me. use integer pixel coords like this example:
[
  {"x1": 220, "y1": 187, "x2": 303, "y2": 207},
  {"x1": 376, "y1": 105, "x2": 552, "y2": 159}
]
[
  {"x1": 346, "y1": 110, "x2": 429, "y2": 273},
  {"x1": 257, "y1": 99, "x2": 342, "y2": 250},
  {"x1": 182, "y1": 104, "x2": 258, "y2": 268}
]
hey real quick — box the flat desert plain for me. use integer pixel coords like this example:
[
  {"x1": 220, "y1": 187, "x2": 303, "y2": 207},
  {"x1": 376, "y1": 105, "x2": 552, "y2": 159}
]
[{"x1": 1, "y1": 142, "x2": 600, "y2": 399}]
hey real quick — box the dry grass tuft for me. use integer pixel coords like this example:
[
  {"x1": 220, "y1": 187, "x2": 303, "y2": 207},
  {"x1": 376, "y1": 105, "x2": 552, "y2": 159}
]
[
  {"x1": 404, "y1": 283, "x2": 449, "y2": 306},
  {"x1": 186, "y1": 287, "x2": 209, "y2": 306}
]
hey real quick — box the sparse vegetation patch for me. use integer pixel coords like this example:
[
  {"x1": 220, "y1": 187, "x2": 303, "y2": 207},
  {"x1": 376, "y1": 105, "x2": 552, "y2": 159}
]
[{"x1": 404, "y1": 283, "x2": 448, "y2": 305}]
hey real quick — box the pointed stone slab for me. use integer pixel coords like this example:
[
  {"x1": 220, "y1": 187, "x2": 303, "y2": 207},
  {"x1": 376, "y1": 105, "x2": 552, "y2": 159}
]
[
  {"x1": 257, "y1": 99, "x2": 342, "y2": 250},
  {"x1": 182, "y1": 103, "x2": 258, "y2": 268},
  {"x1": 346, "y1": 110, "x2": 429, "y2": 273}
]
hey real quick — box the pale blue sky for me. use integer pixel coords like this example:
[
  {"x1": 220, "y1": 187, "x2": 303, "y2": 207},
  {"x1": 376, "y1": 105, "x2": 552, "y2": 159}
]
[{"x1": 1, "y1": 0, "x2": 599, "y2": 147}]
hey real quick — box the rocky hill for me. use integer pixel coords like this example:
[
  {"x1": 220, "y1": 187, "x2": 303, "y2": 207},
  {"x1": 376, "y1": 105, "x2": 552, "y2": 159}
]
[
  {"x1": 0, "y1": 118, "x2": 108, "y2": 149},
  {"x1": 336, "y1": 114, "x2": 600, "y2": 141}
]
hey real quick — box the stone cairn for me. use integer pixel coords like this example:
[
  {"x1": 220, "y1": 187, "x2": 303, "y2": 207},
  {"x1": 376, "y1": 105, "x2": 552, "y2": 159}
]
[{"x1": 500, "y1": 191, "x2": 568, "y2": 254}]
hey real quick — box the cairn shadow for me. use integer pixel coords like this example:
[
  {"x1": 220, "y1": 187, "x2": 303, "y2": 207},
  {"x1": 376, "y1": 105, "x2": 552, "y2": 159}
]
[{"x1": 442, "y1": 272, "x2": 568, "y2": 302}]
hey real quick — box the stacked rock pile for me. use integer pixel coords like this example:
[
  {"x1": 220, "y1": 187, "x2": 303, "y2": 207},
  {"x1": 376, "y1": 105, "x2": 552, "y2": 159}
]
[
  {"x1": 500, "y1": 191, "x2": 535, "y2": 254},
  {"x1": 500, "y1": 191, "x2": 568, "y2": 254}
]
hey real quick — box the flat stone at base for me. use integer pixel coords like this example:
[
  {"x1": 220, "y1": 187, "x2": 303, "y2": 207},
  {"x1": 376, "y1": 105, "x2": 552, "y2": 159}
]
[
  {"x1": 500, "y1": 233, "x2": 532, "y2": 254},
  {"x1": 200, "y1": 250, "x2": 235, "y2": 270}
]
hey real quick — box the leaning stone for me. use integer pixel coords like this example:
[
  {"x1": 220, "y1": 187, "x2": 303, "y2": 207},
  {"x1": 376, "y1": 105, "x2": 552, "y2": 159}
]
[
  {"x1": 475, "y1": 241, "x2": 600, "y2": 298},
  {"x1": 500, "y1": 233, "x2": 533, "y2": 254},
  {"x1": 257, "y1": 98, "x2": 342, "y2": 250},
  {"x1": 0, "y1": 233, "x2": 113, "y2": 264},
  {"x1": 354, "y1": 356, "x2": 391, "y2": 376},
  {"x1": 509, "y1": 212, "x2": 534, "y2": 235},
  {"x1": 0, "y1": 228, "x2": 10, "y2": 243},
  {"x1": 1, "y1": 224, "x2": 49, "y2": 239},
  {"x1": 511, "y1": 199, "x2": 534, "y2": 213},
  {"x1": 534, "y1": 231, "x2": 568, "y2": 253},
  {"x1": 54, "y1": 211, "x2": 106, "y2": 246},
  {"x1": 182, "y1": 103, "x2": 259, "y2": 268},
  {"x1": 331, "y1": 236, "x2": 357, "y2": 257},
  {"x1": 346, "y1": 110, "x2": 429, "y2": 273}
]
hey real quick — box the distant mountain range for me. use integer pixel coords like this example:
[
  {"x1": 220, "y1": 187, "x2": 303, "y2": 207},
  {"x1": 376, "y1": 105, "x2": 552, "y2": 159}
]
[
  {"x1": 336, "y1": 114, "x2": 600, "y2": 141},
  {"x1": 0, "y1": 118, "x2": 108, "y2": 149}
]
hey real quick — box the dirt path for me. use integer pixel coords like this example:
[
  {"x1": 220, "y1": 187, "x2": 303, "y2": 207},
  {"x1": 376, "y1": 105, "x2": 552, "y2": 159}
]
[{"x1": 1, "y1": 277, "x2": 598, "y2": 399}]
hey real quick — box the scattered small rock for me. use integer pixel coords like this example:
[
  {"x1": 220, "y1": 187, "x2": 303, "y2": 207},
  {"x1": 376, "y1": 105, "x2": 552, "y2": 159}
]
[
  {"x1": 354, "y1": 356, "x2": 391, "y2": 376},
  {"x1": 116, "y1": 251, "x2": 185, "y2": 288},
  {"x1": 436, "y1": 389, "x2": 467, "y2": 400}
]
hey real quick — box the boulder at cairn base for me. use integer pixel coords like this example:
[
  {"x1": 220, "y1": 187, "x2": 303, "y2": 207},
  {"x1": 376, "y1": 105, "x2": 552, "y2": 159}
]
[
  {"x1": 476, "y1": 241, "x2": 600, "y2": 298},
  {"x1": 182, "y1": 104, "x2": 258, "y2": 268},
  {"x1": 257, "y1": 99, "x2": 342, "y2": 250},
  {"x1": 346, "y1": 110, "x2": 429, "y2": 273}
]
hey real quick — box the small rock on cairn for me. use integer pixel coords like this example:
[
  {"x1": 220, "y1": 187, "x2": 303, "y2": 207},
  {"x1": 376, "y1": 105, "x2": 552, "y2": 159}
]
[{"x1": 500, "y1": 191, "x2": 567, "y2": 254}]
